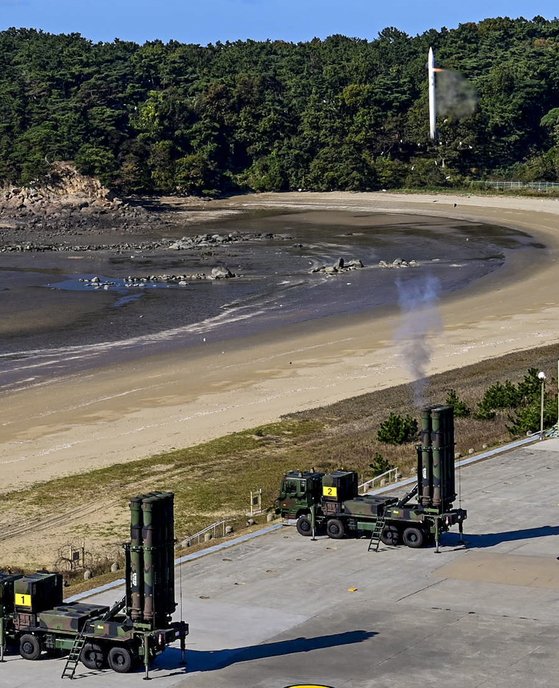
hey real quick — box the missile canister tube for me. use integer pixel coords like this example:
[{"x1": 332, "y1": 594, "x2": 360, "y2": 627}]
[
  {"x1": 441, "y1": 405, "x2": 456, "y2": 507},
  {"x1": 129, "y1": 496, "x2": 144, "y2": 622},
  {"x1": 141, "y1": 497, "x2": 155, "y2": 624},
  {"x1": 164, "y1": 493, "x2": 176, "y2": 619},
  {"x1": 420, "y1": 408, "x2": 433, "y2": 506},
  {"x1": 432, "y1": 407, "x2": 442, "y2": 508}
]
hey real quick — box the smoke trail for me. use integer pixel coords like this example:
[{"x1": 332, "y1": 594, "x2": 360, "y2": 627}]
[
  {"x1": 437, "y1": 69, "x2": 477, "y2": 120},
  {"x1": 395, "y1": 274, "x2": 442, "y2": 406}
]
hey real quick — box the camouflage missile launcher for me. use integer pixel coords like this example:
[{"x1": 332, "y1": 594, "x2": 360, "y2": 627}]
[
  {"x1": 0, "y1": 491, "x2": 188, "y2": 677},
  {"x1": 277, "y1": 405, "x2": 467, "y2": 548}
]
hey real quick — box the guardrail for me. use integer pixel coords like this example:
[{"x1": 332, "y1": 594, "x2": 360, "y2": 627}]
[
  {"x1": 179, "y1": 519, "x2": 228, "y2": 548},
  {"x1": 471, "y1": 180, "x2": 559, "y2": 191},
  {"x1": 358, "y1": 467, "x2": 399, "y2": 494}
]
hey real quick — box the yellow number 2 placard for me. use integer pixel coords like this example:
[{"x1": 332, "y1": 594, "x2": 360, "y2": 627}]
[
  {"x1": 322, "y1": 486, "x2": 338, "y2": 498},
  {"x1": 15, "y1": 593, "x2": 32, "y2": 607}
]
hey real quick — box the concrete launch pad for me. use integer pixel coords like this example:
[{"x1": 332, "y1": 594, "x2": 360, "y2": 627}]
[{"x1": 2, "y1": 439, "x2": 559, "y2": 687}]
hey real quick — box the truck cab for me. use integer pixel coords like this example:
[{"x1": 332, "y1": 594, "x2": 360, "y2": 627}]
[{"x1": 276, "y1": 470, "x2": 323, "y2": 520}]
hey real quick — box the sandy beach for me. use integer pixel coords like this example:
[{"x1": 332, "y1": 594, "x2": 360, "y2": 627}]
[{"x1": 1, "y1": 191, "x2": 558, "y2": 492}]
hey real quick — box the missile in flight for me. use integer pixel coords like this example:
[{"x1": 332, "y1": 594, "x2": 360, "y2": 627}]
[
  {"x1": 428, "y1": 48, "x2": 444, "y2": 140},
  {"x1": 428, "y1": 47, "x2": 437, "y2": 140}
]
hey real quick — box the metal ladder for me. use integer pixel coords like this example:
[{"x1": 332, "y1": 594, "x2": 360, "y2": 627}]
[
  {"x1": 368, "y1": 516, "x2": 386, "y2": 552},
  {"x1": 60, "y1": 631, "x2": 87, "y2": 680}
]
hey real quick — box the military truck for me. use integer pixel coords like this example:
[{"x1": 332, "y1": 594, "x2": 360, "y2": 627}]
[
  {"x1": 0, "y1": 491, "x2": 188, "y2": 678},
  {"x1": 277, "y1": 405, "x2": 467, "y2": 549}
]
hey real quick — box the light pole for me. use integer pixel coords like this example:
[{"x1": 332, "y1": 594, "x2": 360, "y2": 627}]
[{"x1": 538, "y1": 371, "x2": 546, "y2": 439}]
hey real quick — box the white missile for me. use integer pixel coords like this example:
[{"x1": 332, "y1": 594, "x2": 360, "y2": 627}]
[{"x1": 428, "y1": 47, "x2": 437, "y2": 140}]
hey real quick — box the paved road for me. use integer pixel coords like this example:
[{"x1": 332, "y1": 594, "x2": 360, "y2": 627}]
[{"x1": 2, "y1": 439, "x2": 559, "y2": 687}]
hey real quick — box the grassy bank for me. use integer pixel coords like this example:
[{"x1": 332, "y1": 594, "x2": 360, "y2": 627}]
[{"x1": 1, "y1": 342, "x2": 558, "y2": 573}]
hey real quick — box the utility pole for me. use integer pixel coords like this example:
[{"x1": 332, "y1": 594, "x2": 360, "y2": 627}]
[{"x1": 538, "y1": 371, "x2": 546, "y2": 439}]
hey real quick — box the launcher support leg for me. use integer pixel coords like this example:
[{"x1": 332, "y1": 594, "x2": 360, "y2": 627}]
[
  {"x1": 434, "y1": 519, "x2": 440, "y2": 554},
  {"x1": 311, "y1": 504, "x2": 317, "y2": 541},
  {"x1": 180, "y1": 623, "x2": 187, "y2": 668},
  {"x1": 143, "y1": 635, "x2": 151, "y2": 681},
  {"x1": 459, "y1": 519, "x2": 465, "y2": 546},
  {"x1": 0, "y1": 617, "x2": 4, "y2": 663}
]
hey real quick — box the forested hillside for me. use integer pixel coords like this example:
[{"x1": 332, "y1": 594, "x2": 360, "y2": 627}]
[{"x1": 1, "y1": 16, "x2": 559, "y2": 195}]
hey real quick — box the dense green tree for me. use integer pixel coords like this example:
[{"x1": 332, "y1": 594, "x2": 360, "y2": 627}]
[{"x1": 2, "y1": 19, "x2": 559, "y2": 194}]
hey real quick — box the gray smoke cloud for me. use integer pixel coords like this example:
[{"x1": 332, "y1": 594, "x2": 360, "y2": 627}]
[
  {"x1": 395, "y1": 275, "x2": 442, "y2": 406},
  {"x1": 437, "y1": 69, "x2": 477, "y2": 120}
]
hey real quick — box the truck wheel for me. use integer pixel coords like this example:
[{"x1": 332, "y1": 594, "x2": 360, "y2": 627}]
[
  {"x1": 296, "y1": 515, "x2": 312, "y2": 536},
  {"x1": 326, "y1": 518, "x2": 345, "y2": 539},
  {"x1": 108, "y1": 646, "x2": 134, "y2": 673},
  {"x1": 19, "y1": 634, "x2": 42, "y2": 660},
  {"x1": 380, "y1": 525, "x2": 399, "y2": 546},
  {"x1": 81, "y1": 642, "x2": 106, "y2": 670},
  {"x1": 402, "y1": 526, "x2": 425, "y2": 549}
]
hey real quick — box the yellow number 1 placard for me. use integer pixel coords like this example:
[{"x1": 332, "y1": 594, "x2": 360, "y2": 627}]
[{"x1": 15, "y1": 593, "x2": 32, "y2": 607}]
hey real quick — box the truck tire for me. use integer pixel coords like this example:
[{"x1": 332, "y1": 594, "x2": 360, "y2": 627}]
[
  {"x1": 81, "y1": 642, "x2": 106, "y2": 670},
  {"x1": 296, "y1": 515, "x2": 312, "y2": 536},
  {"x1": 326, "y1": 518, "x2": 345, "y2": 539},
  {"x1": 380, "y1": 525, "x2": 399, "y2": 546},
  {"x1": 108, "y1": 646, "x2": 134, "y2": 673},
  {"x1": 402, "y1": 526, "x2": 424, "y2": 549},
  {"x1": 19, "y1": 634, "x2": 42, "y2": 660}
]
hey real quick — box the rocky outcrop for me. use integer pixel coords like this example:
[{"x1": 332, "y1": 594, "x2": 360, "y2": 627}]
[
  {"x1": 0, "y1": 232, "x2": 287, "y2": 253},
  {"x1": 168, "y1": 232, "x2": 287, "y2": 249},
  {"x1": 378, "y1": 258, "x2": 418, "y2": 268},
  {"x1": 79, "y1": 267, "x2": 237, "y2": 288},
  {"x1": 0, "y1": 161, "x2": 154, "y2": 233},
  {"x1": 310, "y1": 257, "x2": 365, "y2": 275},
  {"x1": 1, "y1": 161, "x2": 119, "y2": 213}
]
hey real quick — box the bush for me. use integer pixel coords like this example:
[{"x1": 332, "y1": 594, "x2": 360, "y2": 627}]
[
  {"x1": 445, "y1": 389, "x2": 470, "y2": 417},
  {"x1": 368, "y1": 452, "x2": 394, "y2": 477},
  {"x1": 473, "y1": 401, "x2": 496, "y2": 421},
  {"x1": 480, "y1": 380, "x2": 521, "y2": 409},
  {"x1": 506, "y1": 396, "x2": 557, "y2": 435},
  {"x1": 377, "y1": 413, "x2": 418, "y2": 445},
  {"x1": 474, "y1": 368, "x2": 547, "y2": 423},
  {"x1": 516, "y1": 368, "x2": 541, "y2": 403}
]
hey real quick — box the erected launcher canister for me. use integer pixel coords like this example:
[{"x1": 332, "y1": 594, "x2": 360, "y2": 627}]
[
  {"x1": 0, "y1": 490, "x2": 186, "y2": 677},
  {"x1": 418, "y1": 405, "x2": 456, "y2": 512},
  {"x1": 126, "y1": 491, "x2": 176, "y2": 629}
]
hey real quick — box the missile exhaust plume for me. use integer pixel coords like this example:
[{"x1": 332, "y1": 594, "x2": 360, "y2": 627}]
[
  {"x1": 428, "y1": 46, "x2": 477, "y2": 140},
  {"x1": 437, "y1": 69, "x2": 477, "y2": 121},
  {"x1": 395, "y1": 274, "x2": 442, "y2": 407}
]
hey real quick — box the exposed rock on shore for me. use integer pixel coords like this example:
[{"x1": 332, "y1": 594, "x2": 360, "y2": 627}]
[
  {"x1": 169, "y1": 232, "x2": 285, "y2": 249},
  {"x1": 0, "y1": 232, "x2": 289, "y2": 253},
  {"x1": 79, "y1": 266, "x2": 237, "y2": 288},
  {"x1": 378, "y1": 258, "x2": 418, "y2": 268},
  {"x1": 311, "y1": 257, "x2": 365, "y2": 275}
]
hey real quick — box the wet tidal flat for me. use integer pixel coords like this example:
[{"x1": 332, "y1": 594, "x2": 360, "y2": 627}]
[{"x1": 0, "y1": 209, "x2": 543, "y2": 393}]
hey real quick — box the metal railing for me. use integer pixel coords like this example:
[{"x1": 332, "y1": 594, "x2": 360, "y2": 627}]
[
  {"x1": 358, "y1": 467, "x2": 399, "y2": 495},
  {"x1": 472, "y1": 180, "x2": 559, "y2": 192},
  {"x1": 179, "y1": 519, "x2": 228, "y2": 549}
]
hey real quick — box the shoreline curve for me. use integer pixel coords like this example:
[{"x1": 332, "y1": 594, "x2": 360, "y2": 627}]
[{"x1": 1, "y1": 191, "x2": 558, "y2": 491}]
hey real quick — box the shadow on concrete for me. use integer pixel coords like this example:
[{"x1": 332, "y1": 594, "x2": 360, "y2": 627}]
[
  {"x1": 153, "y1": 630, "x2": 376, "y2": 674},
  {"x1": 444, "y1": 525, "x2": 559, "y2": 549}
]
